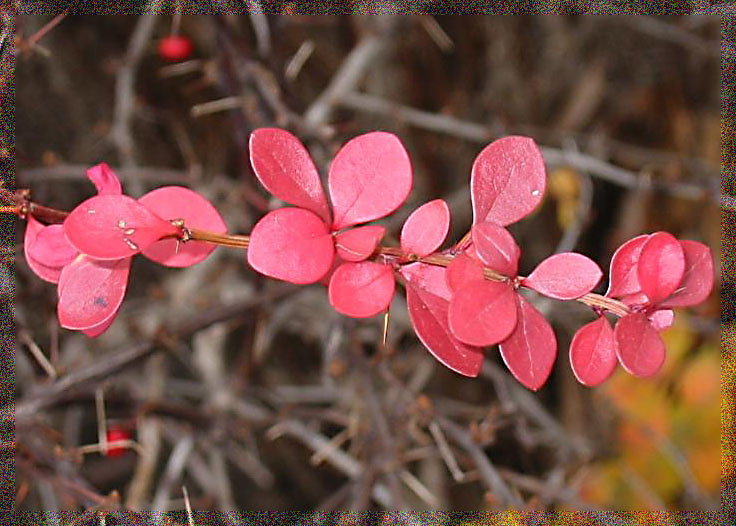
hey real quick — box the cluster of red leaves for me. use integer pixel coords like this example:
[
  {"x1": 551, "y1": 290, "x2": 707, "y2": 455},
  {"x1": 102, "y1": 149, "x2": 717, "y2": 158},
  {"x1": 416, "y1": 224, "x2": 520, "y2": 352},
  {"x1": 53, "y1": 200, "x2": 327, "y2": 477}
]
[
  {"x1": 568, "y1": 232, "x2": 714, "y2": 386},
  {"x1": 20, "y1": 129, "x2": 714, "y2": 391},
  {"x1": 24, "y1": 164, "x2": 226, "y2": 336},
  {"x1": 400, "y1": 138, "x2": 603, "y2": 389},
  {"x1": 247, "y1": 128, "x2": 413, "y2": 318}
]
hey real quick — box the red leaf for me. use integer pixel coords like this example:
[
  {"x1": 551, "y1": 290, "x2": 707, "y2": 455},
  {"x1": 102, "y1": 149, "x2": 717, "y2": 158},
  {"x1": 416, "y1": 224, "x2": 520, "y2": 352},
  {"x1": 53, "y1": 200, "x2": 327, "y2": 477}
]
[
  {"x1": 400, "y1": 261, "x2": 452, "y2": 301},
  {"x1": 400, "y1": 199, "x2": 450, "y2": 257},
  {"x1": 569, "y1": 316, "x2": 616, "y2": 387},
  {"x1": 606, "y1": 234, "x2": 649, "y2": 298},
  {"x1": 499, "y1": 296, "x2": 557, "y2": 391},
  {"x1": 57, "y1": 254, "x2": 84, "y2": 299},
  {"x1": 24, "y1": 216, "x2": 68, "y2": 283},
  {"x1": 522, "y1": 252, "x2": 602, "y2": 300},
  {"x1": 334, "y1": 225, "x2": 385, "y2": 262},
  {"x1": 405, "y1": 282, "x2": 484, "y2": 377},
  {"x1": 620, "y1": 292, "x2": 648, "y2": 308},
  {"x1": 471, "y1": 136, "x2": 546, "y2": 226},
  {"x1": 57, "y1": 256, "x2": 131, "y2": 330},
  {"x1": 400, "y1": 262, "x2": 483, "y2": 377},
  {"x1": 318, "y1": 255, "x2": 345, "y2": 287},
  {"x1": 328, "y1": 261, "x2": 395, "y2": 318},
  {"x1": 614, "y1": 312, "x2": 666, "y2": 377},
  {"x1": 82, "y1": 311, "x2": 119, "y2": 338},
  {"x1": 249, "y1": 128, "x2": 331, "y2": 224},
  {"x1": 445, "y1": 252, "x2": 485, "y2": 292},
  {"x1": 637, "y1": 232, "x2": 685, "y2": 304},
  {"x1": 64, "y1": 195, "x2": 178, "y2": 260},
  {"x1": 86, "y1": 162, "x2": 122, "y2": 195},
  {"x1": 648, "y1": 309, "x2": 674, "y2": 331},
  {"x1": 27, "y1": 224, "x2": 78, "y2": 268},
  {"x1": 138, "y1": 186, "x2": 228, "y2": 267},
  {"x1": 659, "y1": 240, "x2": 714, "y2": 308},
  {"x1": 247, "y1": 208, "x2": 334, "y2": 284},
  {"x1": 448, "y1": 280, "x2": 517, "y2": 346},
  {"x1": 471, "y1": 221, "x2": 520, "y2": 276},
  {"x1": 328, "y1": 132, "x2": 412, "y2": 230}
]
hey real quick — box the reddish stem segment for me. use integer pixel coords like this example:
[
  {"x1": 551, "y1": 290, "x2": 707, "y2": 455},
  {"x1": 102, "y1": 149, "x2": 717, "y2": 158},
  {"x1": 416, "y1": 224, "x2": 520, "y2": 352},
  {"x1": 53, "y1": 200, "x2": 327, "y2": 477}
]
[{"x1": 3, "y1": 189, "x2": 629, "y2": 317}]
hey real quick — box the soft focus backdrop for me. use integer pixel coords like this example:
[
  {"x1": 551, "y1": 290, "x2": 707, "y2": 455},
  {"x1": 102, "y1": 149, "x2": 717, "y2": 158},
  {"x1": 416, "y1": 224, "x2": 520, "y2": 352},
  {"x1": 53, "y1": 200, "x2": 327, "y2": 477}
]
[{"x1": 10, "y1": 14, "x2": 721, "y2": 515}]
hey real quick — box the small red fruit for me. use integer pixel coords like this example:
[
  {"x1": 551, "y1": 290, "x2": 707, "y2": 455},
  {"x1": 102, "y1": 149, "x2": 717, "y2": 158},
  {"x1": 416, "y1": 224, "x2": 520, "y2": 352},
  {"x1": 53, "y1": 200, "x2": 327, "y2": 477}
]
[
  {"x1": 158, "y1": 35, "x2": 193, "y2": 62},
  {"x1": 105, "y1": 426, "x2": 131, "y2": 457}
]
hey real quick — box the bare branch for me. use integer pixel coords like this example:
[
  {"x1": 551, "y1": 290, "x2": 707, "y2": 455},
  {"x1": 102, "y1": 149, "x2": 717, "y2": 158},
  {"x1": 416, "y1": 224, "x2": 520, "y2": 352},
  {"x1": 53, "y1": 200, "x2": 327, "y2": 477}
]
[
  {"x1": 304, "y1": 35, "x2": 388, "y2": 127},
  {"x1": 338, "y1": 91, "x2": 718, "y2": 205},
  {"x1": 436, "y1": 416, "x2": 523, "y2": 508}
]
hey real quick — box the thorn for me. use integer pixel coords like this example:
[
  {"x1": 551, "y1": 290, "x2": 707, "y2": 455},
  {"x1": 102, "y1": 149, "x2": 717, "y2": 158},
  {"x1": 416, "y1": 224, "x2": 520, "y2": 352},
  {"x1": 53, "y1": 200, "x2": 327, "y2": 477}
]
[
  {"x1": 183, "y1": 485, "x2": 195, "y2": 526},
  {"x1": 95, "y1": 387, "x2": 108, "y2": 456},
  {"x1": 382, "y1": 307, "x2": 390, "y2": 347}
]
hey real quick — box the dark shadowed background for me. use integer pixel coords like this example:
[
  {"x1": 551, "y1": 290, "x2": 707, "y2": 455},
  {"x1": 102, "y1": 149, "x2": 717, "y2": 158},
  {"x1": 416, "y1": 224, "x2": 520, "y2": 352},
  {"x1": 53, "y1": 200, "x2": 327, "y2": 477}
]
[{"x1": 10, "y1": 13, "x2": 722, "y2": 517}]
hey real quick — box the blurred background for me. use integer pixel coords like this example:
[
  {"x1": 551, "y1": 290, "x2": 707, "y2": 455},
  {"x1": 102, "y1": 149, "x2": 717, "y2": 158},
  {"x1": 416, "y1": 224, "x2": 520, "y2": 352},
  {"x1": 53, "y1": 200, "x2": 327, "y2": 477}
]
[{"x1": 9, "y1": 13, "x2": 722, "y2": 515}]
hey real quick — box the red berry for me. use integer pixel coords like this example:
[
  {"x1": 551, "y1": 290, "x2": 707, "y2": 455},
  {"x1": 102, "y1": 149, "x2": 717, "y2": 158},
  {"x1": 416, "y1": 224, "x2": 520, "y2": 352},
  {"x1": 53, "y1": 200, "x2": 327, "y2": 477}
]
[
  {"x1": 105, "y1": 427, "x2": 131, "y2": 457},
  {"x1": 158, "y1": 35, "x2": 193, "y2": 62}
]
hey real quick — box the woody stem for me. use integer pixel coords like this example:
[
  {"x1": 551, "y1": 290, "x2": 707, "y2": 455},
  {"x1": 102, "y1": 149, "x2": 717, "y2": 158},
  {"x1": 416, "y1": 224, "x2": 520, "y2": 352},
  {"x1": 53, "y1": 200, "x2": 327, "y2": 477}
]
[
  {"x1": 8, "y1": 190, "x2": 629, "y2": 317},
  {"x1": 187, "y1": 228, "x2": 250, "y2": 248},
  {"x1": 377, "y1": 246, "x2": 629, "y2": 317}
]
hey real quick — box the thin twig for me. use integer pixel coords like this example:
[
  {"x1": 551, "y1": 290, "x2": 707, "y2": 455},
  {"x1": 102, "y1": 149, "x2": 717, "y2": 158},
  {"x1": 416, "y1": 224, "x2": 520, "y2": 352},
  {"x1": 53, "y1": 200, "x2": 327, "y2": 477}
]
[
  {"x1": 182, "y1": 486, "x2": 195, "y2": 526},
  {"x1": 95, "y1": 387, "x2": 108, "y2": 456},
  {"x1": 152, "y1": 434, "x2": 195, "y2": 511},
  {"x1": 338, "y1": 91, "x2": 718, "y2": 205},
  {"x1": 266, "y1": 419, "x2": 394, "y2": 507},
  {"x1": 14, "y1": 288, "x2": 295, "y2": 420},
  {"x1": 190, "y1": 96, "x2": 247, "y2": 118},
  {"x1": 285, "y1": 40, "x2": 315, "y2": 81},
  {"x1": 436, "y1": 416, "x2": 523, "y2": 508},
  {"x1": 25, "y1": 12, "x2": 67, "y2": 50},
  {"x1": 554, "y1": 143, "x2": 595, "y2": 254},
  {"x1": 19, "y1": 164, "x2": 194, "y2": 185},
  {"x1": 247, "y1": 1, "x2": 271, "y2": 57},
  {"x1": 109, "y1": 12, "x2": 159, "y2": 194},
  {"x1": 18, "y1": 329, "x2": 57, "y2": 379},
  {"x1": 623, "y1": 16, "x2": 719, "y2": 58},
  {"x1": 419, "y1": 16, "x2": 454, "y2": 53},
  {"x1": 304, "y1": 35, "x2": 388, "y2": 127},
  {"x1": 428, "y1": 420, "x2": 465, "y2": 483},
  {"x1": 480, "y1": 362, "x2": 592, "y2": 460},
  {"x1": 398, "y1": 469, "x2": 441, "y2": 508}
]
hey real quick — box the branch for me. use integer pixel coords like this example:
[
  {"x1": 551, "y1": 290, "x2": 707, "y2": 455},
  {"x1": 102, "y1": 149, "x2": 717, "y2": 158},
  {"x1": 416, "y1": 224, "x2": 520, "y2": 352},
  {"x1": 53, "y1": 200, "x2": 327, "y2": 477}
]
[
  {"x1": 436, "y1": 416, "x2": 523, "y2": 508},
  {"x1": 109, "y1": 12, "x2": 159, "y2": 195},
  {"x1": 265, "y1": 419, "x2": 394, "y2": 508},
  {"x1": 337, "y1": 91, "x2": 719, "y2": 205},
  {"x1": 303, "y1": 29, "x2": 391, "y2": 127},
  {"x1": 13, "y1": 285, "x2": 295, "y2": 420}
]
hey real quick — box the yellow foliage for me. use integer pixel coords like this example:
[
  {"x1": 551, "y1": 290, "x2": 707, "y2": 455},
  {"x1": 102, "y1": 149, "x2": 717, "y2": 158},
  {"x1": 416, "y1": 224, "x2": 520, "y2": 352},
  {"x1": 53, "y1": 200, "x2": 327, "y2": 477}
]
[
  {"x1": 547, "y1": 168, "x2": 580, "y2": 228},
  {"x1": 678, "y1": 350, "x2": 719, "y2": 407},
  {"x1": 583, "y1": 315, "x2": 719, "y2": 508}
]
